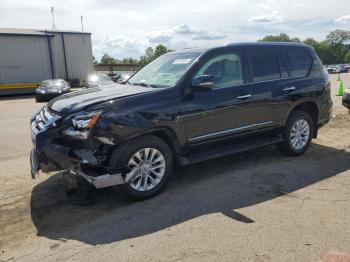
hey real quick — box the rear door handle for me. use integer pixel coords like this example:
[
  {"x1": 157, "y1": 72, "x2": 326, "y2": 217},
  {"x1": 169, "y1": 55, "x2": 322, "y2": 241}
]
[
  {"x1": 283, "y1": 86, "x2": 296, "y2": 92},
  {"x1": 237, "y1": 94, "x2": 252, "y2": 100}
]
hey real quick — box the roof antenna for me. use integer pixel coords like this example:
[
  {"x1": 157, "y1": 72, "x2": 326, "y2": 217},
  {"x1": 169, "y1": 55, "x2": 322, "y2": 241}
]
[
  {"x1": 81, "y1": 15, "x2": 84, "y2": 32},
  {"x1": 51, "y1": 6, "x2": 56, "y2": 30}
]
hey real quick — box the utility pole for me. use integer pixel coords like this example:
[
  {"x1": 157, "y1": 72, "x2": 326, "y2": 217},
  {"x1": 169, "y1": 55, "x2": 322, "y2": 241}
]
[{"x1": 51, "y1": 6, "x2": 56, "y2": 30}]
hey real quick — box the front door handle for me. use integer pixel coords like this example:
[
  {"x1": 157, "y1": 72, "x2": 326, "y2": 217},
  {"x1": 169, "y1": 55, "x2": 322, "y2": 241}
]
[
  {"x1": 237, "y1": 94, "x2": 252, "y2": 100},
  {"x1": 283, "y1": 86, "x2": 296, "y2": 92}
]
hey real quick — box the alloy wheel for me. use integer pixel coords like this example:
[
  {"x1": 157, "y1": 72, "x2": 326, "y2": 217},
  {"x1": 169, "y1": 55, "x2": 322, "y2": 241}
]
[
  {"x1": 127, "y1": 148, "x2": 166, "y2": 191},
  {"x1": 290, "y1": 119, "x2": 310, "y2": 150}
]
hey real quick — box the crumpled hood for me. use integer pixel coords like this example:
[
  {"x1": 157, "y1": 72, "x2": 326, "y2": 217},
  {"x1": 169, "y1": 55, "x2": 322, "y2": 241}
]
[{"x1": 48, "y1": 83, "x2": 155, "y2": 115}]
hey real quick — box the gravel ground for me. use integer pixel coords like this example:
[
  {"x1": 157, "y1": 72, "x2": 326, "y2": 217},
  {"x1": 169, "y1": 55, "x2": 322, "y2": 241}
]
[{"x1": 0, "y1": 74, "x2": 349, "y2": 262}]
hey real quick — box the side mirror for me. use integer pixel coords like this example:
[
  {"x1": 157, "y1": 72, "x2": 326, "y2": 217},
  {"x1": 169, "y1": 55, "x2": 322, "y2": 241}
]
[{"x1": 192, "y1": 75, "x2": 214, "y2": 91}]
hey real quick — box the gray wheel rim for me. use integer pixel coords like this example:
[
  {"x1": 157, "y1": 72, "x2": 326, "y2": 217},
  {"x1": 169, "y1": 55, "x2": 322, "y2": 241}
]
[
  {"x1": 127, "y1": 148, "x2": 166, "y2": 191},
  {"x1": 290, "y1": 119, "x2": 310, "y2": 150}
]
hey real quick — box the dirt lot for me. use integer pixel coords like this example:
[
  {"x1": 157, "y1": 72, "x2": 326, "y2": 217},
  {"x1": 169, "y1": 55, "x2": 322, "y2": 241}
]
[{"x1": 0, "y1": 75, "x2": 350, "y2": 262}]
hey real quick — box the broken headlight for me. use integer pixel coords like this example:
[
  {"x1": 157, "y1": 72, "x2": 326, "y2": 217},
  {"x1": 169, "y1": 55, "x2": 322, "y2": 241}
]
[
  {"x1": 72, "y1": 111, "x2": 101, "y2": 130},
  {"x1": 63, "y1": 111, "x2": 102, "y2": 140}
]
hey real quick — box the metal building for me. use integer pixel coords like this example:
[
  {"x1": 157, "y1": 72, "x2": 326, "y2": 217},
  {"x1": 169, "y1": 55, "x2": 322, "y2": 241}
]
[{"x1": 0, "y1": 28, "x2": 93, "y2": 94}]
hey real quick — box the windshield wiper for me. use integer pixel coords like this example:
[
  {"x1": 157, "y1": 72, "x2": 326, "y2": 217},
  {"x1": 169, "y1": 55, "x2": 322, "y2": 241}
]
[{"x1": 131, "y1": 82, "x2": 156, "y2": 88}]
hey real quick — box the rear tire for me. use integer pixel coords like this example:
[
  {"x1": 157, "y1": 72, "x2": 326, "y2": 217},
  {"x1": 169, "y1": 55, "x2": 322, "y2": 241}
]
[
  {"x1": 277, "y1": 110, "x2": 314, "y2": 156},
  {"x1": 109, "y1": 135, "x2": 174, "y2": 200}
]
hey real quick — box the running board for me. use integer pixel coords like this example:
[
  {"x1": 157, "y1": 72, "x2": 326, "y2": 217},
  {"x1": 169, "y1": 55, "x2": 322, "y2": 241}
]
[{"x1": 181, "y1": 135, "x2": 283, "y2": 166}]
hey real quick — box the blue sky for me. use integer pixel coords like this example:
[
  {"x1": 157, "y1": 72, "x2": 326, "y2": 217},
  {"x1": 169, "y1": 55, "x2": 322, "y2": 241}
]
[{"x1": 1, "y1": 0, "x2": 350, "y2": 59}]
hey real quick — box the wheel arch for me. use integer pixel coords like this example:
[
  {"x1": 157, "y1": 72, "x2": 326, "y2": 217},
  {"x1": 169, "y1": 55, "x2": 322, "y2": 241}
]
[
  {"x1": 286, "y1": 101, "x2": 319, "y2": 138},
  {"x1": 116, "y1": 126, "x2": 182, "y2": 170}
]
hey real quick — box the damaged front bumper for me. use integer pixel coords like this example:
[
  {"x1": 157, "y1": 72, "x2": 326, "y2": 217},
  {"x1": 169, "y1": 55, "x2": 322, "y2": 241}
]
[
  {"x1": 30, "y1": 106, "x2": 133, "y2": 189},
  {"x1": 30, "y1": 141, "x2": 134, "y2": 189}
]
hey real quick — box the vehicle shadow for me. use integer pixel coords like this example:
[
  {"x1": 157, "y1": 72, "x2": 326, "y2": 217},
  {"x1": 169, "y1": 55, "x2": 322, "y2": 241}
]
[{"x1": 30, "y1": 143, "x2": 350, "y2": 245}]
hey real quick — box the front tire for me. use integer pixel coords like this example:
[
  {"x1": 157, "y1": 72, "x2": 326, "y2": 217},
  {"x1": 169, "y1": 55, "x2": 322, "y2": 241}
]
[
  {"x1": 277, "y1": 110, "x2": 314, "y2": 156},
  {"x1": 109, "y1": 135, "x2": 174, "y2": 200}
]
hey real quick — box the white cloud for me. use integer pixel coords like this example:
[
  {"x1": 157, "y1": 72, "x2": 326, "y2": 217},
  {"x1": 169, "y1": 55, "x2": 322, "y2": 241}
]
[
  {"x1": 335, "y1": 15, "x2": 350, "y2": 24},
  {"x1": 146, "y1": 27, "x2": 173, "y2": 44},
  {"x1": 193, "y1": 32, "x2": 226, "y2": 40},
  {"x1": 1, "y1": 0, "x2": 349, "y2": 59},
  {"x1": 173, "y1": 23, "x2": 203, "y2": 35},
  {"x1": 146, "y1": 24, "x2": 226, "y2": 44},
  {"x1": 93, "y1": 35, "x2": 143, "y2": 59},
  {"x1": 249, "y1": 11, "x2": 283, "y2": 24}
]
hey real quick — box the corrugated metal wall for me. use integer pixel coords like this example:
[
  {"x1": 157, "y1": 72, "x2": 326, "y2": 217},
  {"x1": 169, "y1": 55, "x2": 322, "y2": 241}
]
[
  {"x1": 0, "y1": 32, "x2": 93, "y2": 85},
  {"x1": 50, "y1": 33, "x2": 93, "y2": 80},
  {"x1": 61, "y1": 33, "x2": 93, "y2": 80},
  {"x1": 0, "y1": 36, "x2": 52, "y2": 84},
  {"x1": 50, "y1": 33, "x2": 66, "y2": 79}
]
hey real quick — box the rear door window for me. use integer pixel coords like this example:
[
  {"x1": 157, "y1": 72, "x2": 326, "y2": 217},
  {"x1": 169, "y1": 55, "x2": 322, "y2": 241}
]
[
  {"x1": 286, "y1": 48, "x2": 313, "y2": 77},
  {"x1": 249, "y1": 50, "x2": 281, "y2": 82}
]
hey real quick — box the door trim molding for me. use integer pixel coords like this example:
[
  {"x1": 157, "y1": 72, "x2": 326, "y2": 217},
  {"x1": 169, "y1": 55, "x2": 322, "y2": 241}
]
[{"x1": 188, "y1": 121, "x2": 274, "y2": 142}]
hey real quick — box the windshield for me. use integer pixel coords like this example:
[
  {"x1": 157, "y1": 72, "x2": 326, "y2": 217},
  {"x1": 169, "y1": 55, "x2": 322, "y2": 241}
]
[
  {"x1": 40, "y1": 80, "x2": 65, "y2": 88},
  {"x1": 128, "y1": 52, "x2": 201, "y2": 88}
]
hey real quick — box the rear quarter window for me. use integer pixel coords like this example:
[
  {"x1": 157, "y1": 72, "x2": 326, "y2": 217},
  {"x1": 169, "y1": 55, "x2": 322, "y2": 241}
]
[
  {"x1": 286, "y1": 48, "x2": 313, "y2": 77},
  {"x1": 249, "y1": 50, "x2": 281, "y2": 82}
]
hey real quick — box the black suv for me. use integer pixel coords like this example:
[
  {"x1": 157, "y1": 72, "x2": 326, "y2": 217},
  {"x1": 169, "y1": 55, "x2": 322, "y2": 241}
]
[{"x1": 30, "y1": 42, "x2": 332, "y2": 200}]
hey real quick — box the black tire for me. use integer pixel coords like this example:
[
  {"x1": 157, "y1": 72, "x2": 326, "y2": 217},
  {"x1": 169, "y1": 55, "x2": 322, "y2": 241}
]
[
  {"x1": 276, "y1": 110, "x2": 314, "y2": 156},
  {"x1": 109, "y1": 135, "x2": 174, "y2": 200}
]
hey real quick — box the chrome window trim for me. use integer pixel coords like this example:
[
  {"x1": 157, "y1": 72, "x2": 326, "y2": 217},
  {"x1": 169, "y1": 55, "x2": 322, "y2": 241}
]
[
  {"x1": 209, "y1": 76, "x2": 299, "y2": 91},
  {"x1": 188, "y1": 121, "x2": 274, "y2": 142}
]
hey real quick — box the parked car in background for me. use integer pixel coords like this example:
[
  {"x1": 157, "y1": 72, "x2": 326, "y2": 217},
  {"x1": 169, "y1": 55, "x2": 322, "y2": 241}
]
[
  {"x1": 30, "y1": 42, "x2": 332, "y2": 200},
  {"x1": 327, "y1": 66, "x2": 340, "y2": 74},
  {"x1": 35, "y1": 79, "x2": 70, "y2": 102},
  {"x1": 86, "y1": 74, "x2": 114, "y2": 88},
  {"x1": 339, "y1": 65, "x2": 349, "y2": 73},
  {"x1": 327, "y1": 65, "x2": 349, "y2": 74}
]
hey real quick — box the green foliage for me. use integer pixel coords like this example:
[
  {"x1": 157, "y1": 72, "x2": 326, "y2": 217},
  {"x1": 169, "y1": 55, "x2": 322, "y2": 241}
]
[
  {"x1": 345, "y1": 50, "x2": 350, "y2": 63},
  {"x1": 92, "y1": 55, "x2": 98, "y2": 65},
  {"x1": 96, "y1": 44, "x2": 172, "y2": 65},
  {"x1": 94, "y1": 30, "x2": 350, "y2": 66},
  {"x1": 259, "y1": 33, "x2": 300, "y2": 42},
  {"x1": 259, "y1": 30, "x2": 350, "y2": 64},
  {"x1": 326, "y1": 30, "x2": 350, "y2": 46},
  {"x1": 139, "y1": 44, "x2": 172, "y2": 65},
  {"x1": 302, "y1": 39, "x2": 337, "y2": 65},
  {"x1": 100, "y1": 53, "x2": 117, "y2": 64}
]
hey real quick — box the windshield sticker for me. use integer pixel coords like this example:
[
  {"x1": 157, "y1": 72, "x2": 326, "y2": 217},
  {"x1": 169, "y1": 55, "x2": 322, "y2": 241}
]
[{"x1": 173, "y1": 59, "x2": 192, "y2": 65}]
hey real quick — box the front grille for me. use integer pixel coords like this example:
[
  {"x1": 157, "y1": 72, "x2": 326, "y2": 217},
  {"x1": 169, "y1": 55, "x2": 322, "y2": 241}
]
[{"x1": 31, "y1": 106, "x2": 60, "y2": 135}]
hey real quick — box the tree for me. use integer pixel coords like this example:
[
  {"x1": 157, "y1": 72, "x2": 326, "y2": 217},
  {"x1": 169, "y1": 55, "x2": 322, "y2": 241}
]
[
  {"x1": 139, "y1": 45, "x2": 172, "y2": 65},
  {"x1": 326, "y1": 30, "x2": 350, "y2": 46},
  {"x1": 121, "y1": 57, "x2": 139, "y2": 64},
  {"x1": 100, "y1": 53, "x2": 117, "y2": 64},
  {"x1": 259, "y1": 33, "x2": 300, "y2": 42},
  {"x1": 325, "y1": 30, "x2": 350, "y2": 63},
  {"x1": 303, "y1": 38, "x2": 335, "y2": 64},
  {"x1": 145, "y1": 47, "x2": 154, "y2": 61},
  {"x1": 153, "y1": 44, "x2": 170, "y2": 58},
  {"x1": 92, "y1": 55, "x2": 98, "y2": 65},
  {"x1": 345, "y1": 50, "x2": 350, "y2": 63}
]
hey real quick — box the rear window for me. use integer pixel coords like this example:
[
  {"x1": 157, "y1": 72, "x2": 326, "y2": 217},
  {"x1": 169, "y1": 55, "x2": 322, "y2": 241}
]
[
  {"x1": 286, "y1": 48, "x2": 313, "y2": 77},
  {"x1": 250, "y1": 50, "x2": 281, "y2": 82}
]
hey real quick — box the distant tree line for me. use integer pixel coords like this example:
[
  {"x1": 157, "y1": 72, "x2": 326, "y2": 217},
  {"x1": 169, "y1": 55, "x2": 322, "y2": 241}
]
[
  {"x1": 93, "y1": 29, "x2": 350, "y2": 66},
  {"x1": 95, "y1": 44, "x2": 172, "y2": 66},
  {"x1": 259, "y1": 30, "x2": 350, "y2": 65}
]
